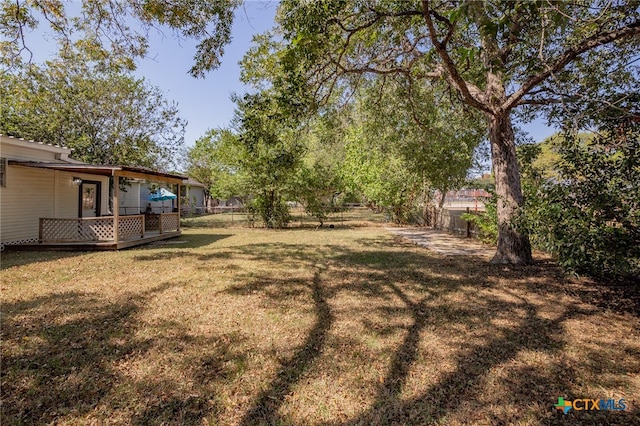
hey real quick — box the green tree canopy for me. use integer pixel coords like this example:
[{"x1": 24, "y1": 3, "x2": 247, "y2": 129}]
[
  {"x1": 271, "y1": 0, "x2": 640, "y2": 264},
  {"x1": 519, "y1": 109, "x2": 640, "y2": 280},
  {"x1": 1, "y1": 59, "x2": 186, "y2": 169},
  {"x1": 231, "y1": 91, "x2": 306, "y2": 228},
  {"x1": 337, "y1": 76, "x2": 486, "y2": 222},
  {"x1": 186, "y1": 128, "x2": 243, "y2": 200}
]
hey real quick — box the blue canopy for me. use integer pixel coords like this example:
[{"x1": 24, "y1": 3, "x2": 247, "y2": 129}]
[{"x1": 148, "y1": 188, "x2": 177, "y2": 202}]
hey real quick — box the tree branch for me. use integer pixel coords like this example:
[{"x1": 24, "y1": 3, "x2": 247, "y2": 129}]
[
  {"x1": 504, "y1": 19, "x2": 640, "y2": 111},
  {"x1": 13, "y1": 0, "x2": 34, "y2": 64},
  {"x1": 421, "y1": 0, "x2": 491, "y2": 113},
  {"x1": 517, "y1": 98, "x2": 565, "y2": 105},
  {"x1": 406, "y1": 78, "x2": 433, "y2": 131},
  {"x1": 499, "y1": 7, "x2": 524, "y2": 64}
]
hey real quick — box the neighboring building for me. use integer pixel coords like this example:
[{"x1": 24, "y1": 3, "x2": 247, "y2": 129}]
[
  {"x1": 212, "y1": 196, "x2": 246, "y2": 213},
  {"x1": 217, "y1": 196, "x2": 245, "y2": 207},
  {"x1": 180, "y1": 178, "x2": 209, "y2": 216},
  {"x1": 0, "y1": 135, "x2": 186, "y2": 250}
]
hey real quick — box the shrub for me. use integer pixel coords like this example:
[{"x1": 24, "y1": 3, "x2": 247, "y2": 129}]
[
  {"x1": 462, "y1": 195, "x2": 498, "y2": 245},
  {"x1": 249, "y1": 192, "x2": 291, "y2": 228},
  {"x1": 519, "y1": 125, "x2": 639, "y2": 281}
]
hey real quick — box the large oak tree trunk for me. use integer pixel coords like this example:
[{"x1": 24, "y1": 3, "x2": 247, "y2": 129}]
[{"x1": 488, "y1": 111, "x2": 533, "y2": 264}]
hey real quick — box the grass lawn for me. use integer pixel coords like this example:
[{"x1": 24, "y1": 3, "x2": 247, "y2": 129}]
[{"x1": 2, "y1": 212, "x2": 639, "y2": 425}]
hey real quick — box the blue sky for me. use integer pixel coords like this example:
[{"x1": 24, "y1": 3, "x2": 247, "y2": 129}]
[
  {"x1": 131, "y1": 1, "x2": 280, "y2": 145},
  {"x1": 26, "y1": 1, "x2": 556, "y2": 148}
]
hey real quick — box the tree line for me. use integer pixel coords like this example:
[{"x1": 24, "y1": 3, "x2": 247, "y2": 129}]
[{"x1": 186, "y1": 74, "x2": 487, "y2": 228}]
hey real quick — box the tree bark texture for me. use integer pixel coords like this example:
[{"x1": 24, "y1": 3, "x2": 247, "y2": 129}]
[{"x1": 488, "y1": 112, "x2": 533, "y2": 264}]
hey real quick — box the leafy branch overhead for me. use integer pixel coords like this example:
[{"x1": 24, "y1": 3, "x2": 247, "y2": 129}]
[
  {"x1": 0, "y1": 0, "x2": 240, "y2": 77},
  {"x1": 277, "y1": 1, "x2": 639, "y2": 111}
]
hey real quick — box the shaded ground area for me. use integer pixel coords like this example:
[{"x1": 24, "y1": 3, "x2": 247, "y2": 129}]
[
  {"x1": 2, "y1": 214, "x2": 639, "y2": 425},
  {"x1": 386, "y1": 227, "x2": 494, "y2": 258}
]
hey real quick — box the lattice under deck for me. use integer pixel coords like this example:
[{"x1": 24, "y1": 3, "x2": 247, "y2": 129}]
[{"x1": 40, "y1": 215, "x2": 148, "y2": 242}]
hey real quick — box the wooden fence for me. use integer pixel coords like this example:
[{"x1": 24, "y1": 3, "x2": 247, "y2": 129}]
[{"x1": 424, "y1": 207, "x2": 481, "y2": 238}]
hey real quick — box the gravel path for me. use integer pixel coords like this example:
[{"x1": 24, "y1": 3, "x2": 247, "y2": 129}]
[{"x1": 386, "y1": 227, "x2": 494, "y2": 258}]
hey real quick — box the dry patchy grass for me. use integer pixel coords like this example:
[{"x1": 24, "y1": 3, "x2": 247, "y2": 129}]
[{"x1": 1, "y1": 215, "x2": 639, "y2": 425}]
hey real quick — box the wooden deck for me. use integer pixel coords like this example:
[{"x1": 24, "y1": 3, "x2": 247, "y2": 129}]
[
  {"x1": 5, "y1": 230, "x2": 182, "y2": 251},
  {"x1": 5, "y1": 214, "x2": 182, "y2": 251}
]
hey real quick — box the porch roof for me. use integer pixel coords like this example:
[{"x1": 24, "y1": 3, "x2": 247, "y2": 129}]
[{"x1": 8, "y1": 161, "x2": 186, "y2": 184}]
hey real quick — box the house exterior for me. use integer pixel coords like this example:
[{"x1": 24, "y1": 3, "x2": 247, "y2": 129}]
[
  {"x1": 115, "y1": 179, "x2": 178, "y2": 215},
  {"x1": 180, "y1": 178, "x2": 209, "y2": 215},
  {"x1": 140, "y1": 183, "x2": 175, "y2": 214},
  {"x1": 0, "y1": 135, "x2": 186, "y2": 250},
  {"x1": 139, "y1": 177, "x2": 210, "y2": 215},
  {"x1": 118, "y1": 179, "x2": 144, "y2": 216}
]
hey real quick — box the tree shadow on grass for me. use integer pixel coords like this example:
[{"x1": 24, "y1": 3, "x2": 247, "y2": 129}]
[
  {"x1": 1, "y1": 234, "x2": 234, "y2": 269},
  {"x1": 4, "y1": 234, "x2": 637, "y2": 424},
  {"x1": 335, "y1": 304, "x2": 578, "y2": 425},
  {"x1": 239, "y1": 268, "x2": 334, "y2": 425},
  {"x1": 0, "y1": 281, "x2": 246, "y2": 425},
  {"x1": 129, "y1": 331, "x2": 249, "y2": 425},
  {"x1": 1, "y1": 286, "x2": 167, "y2": 423},
  {"x1": 0, "y1": 250, "x2": 87, "y2": 270},
  {"x1": 136, "y1": 232, "x2": 234, "y2": 251},
  {"x1": 220, "y1": 240, "x2": 638, "y2": 425},
  {"x1": 222, "y1": 243, "x2": 477, "y2": 424},
  {"x1": 330, "y1": 248, "x2": 638, "y2": 425}
]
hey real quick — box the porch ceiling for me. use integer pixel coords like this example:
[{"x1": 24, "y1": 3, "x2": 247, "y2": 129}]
[{"x1": 8, "y1": 161, "x2": 186, "y2": 184}]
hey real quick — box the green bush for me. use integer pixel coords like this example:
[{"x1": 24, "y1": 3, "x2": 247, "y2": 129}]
[
  {"x1": 519, "y1": 124, "x2": 640, "y2": 281},
  {"x1": 462, "y1": 195, "x2": 498, "y2": 245},
  {"x1": 249, "y1": 193, "x2": 291, "y2": 228}
]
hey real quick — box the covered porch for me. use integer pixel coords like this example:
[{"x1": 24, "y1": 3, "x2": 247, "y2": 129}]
[{"x1": 7, "y1": 162, "x2": 186, "y2": 250}]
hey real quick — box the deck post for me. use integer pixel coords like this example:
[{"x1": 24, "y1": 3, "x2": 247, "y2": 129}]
[
  {"x1": 113, "y1": 173, "x2": 120, "y2": 242},
  {"x1": 466, "y1": 207, "x2": 471, "y2": 238},
  {"x1": 177, "y1": 184, "x2": 181, "y2": 231}
]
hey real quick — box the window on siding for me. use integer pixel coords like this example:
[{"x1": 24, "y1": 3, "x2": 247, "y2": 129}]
[{"x1": 0, "y1": 157, "x2": 6, "y2": 187}]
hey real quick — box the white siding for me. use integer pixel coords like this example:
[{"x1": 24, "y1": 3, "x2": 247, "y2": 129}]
[
  {"x1": 119, "y1": 181, "x2": 141, "y2": 215},
  {"x1": 0, "y1": 166, "x2": 110, "y2": 244},
  {"x1": 140, "y1": 183, "x2": 175, "y2": 213},
  {"x1": 55, "y1": 171, "x2": 80, "y2": 218},
  {"x1": 184, "y1": 186, "x2": 205, "y2": 212},
  {"x1": 0, "y1": 138, "x2": 70, "y2": 162},
  {"x1": 1, "y1": 166, "x2": 55, "y2": 243},
  {"x1": 54, "y1": 172, "x2": 109, "y2": 217},
  {"x1": 194, "y1": 187, "x2": 206, "y2": 209}
]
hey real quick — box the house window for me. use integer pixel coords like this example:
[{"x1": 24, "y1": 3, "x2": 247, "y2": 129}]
[{"x1": 0, "y1": 157, "x2": 6, "y2": 187}]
